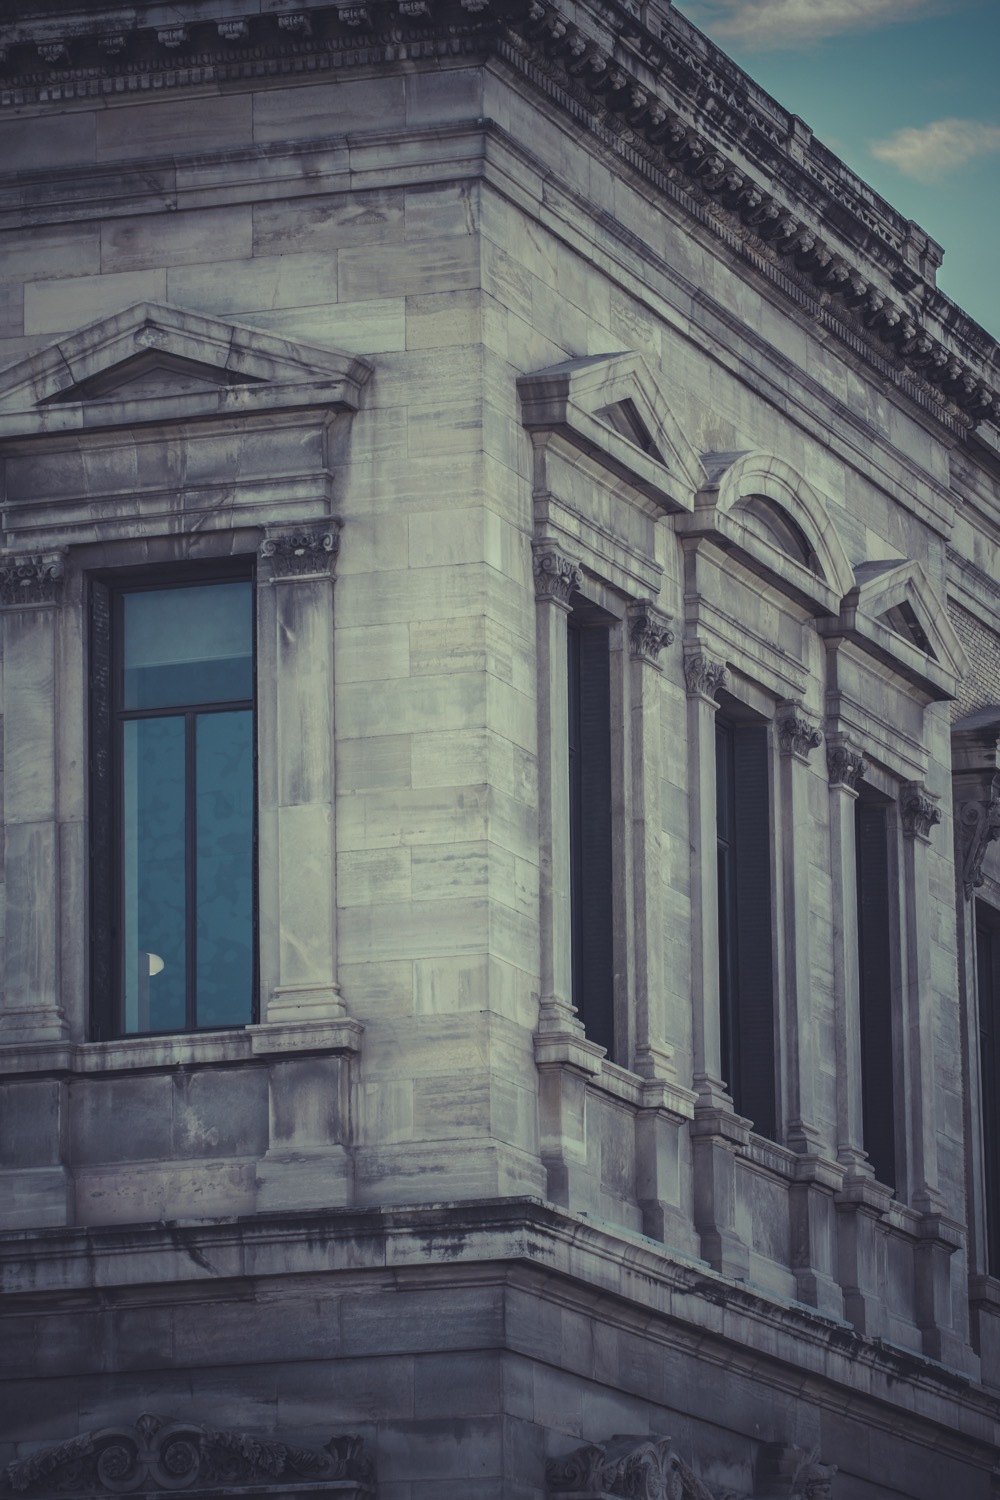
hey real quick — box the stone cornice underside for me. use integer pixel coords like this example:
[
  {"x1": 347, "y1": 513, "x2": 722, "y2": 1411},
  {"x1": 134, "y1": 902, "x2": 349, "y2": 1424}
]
[{"x1": 2, "y1": 0, "x2": 998, "y2": 434}]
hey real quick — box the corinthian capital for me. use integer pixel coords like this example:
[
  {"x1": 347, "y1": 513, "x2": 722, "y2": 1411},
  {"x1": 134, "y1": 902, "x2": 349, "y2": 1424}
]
[
  {"x1": 627, "y1": 599, "x2": 674, "y2": 666},
  {"x1": 259, "y1": 526, "x2": 341, "y2": 578},
  {"x1": 0, "y1": 552, "x2": 66, "y2": 608},
  {"x1": 683, "y1": 649, "x2": 727, "y2": 703},
  {"x1": 532, "y1": 541, "x2": 582, "y2": 606},
  {"x1": 777, "y1": 707, "x2": 823, "y2": 760},
  {"x1": 826, "y1": 740, "x2": 867, "y2": 791}
]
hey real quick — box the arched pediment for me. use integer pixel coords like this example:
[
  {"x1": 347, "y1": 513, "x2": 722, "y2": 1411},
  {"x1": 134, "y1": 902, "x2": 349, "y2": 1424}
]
[
  {"x1": 821, "y1": 558, "x2": 967, "y2": 700},
  {"x1": 0, "y1": 301, "x2": 372, "y2": 437},
  {"x1": 692, "y1": 451, "x2": 856, "y2": 609}
]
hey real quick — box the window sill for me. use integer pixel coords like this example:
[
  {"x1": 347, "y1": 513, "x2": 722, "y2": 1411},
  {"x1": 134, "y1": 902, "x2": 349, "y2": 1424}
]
[{"x1": 0, "y1": 1016, "x2": 363, "y2": 1078}]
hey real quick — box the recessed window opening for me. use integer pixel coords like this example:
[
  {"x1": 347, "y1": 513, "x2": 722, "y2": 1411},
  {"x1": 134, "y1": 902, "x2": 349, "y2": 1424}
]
[
  {"x1": 744, "y1": 495, "x2": 819, "y2": 574},
  {"x1": 567, "y1": 601, "x2": 616, "y2": 1060},
  {"x1": 855, "y1": 784, "x2": 897, "y2": 1189},
  {"x1": 91, "y1": 567, "x2": 256, "y2": 1038},
  {"x1": 715, "y1": 703, "x2": 776, "y2": 1138},
  {"x1": 976, "y1": 902, "x2": 1000, "y2": 1274}
]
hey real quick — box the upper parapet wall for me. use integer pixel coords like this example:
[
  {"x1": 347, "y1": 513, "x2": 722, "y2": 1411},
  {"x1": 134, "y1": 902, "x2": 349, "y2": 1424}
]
[{"x1": 2, "y1": 0, "x2": 998, "y2": 434}]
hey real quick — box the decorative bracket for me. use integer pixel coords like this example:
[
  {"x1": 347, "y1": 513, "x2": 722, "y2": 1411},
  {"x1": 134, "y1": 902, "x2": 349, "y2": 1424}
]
[
  {"x1": 0, "y1": 1416, "x2": 375, "y2": 1499},
  {"x1": 901, "y1": 782, "x2": 941, "y2": 841},
  {"x1": 627, "y1": 599, "x2": 674, "y2": 666},
  {"x1": 259, "y1": 526, "x2": 341, "y2": 579},
  {"x1": 957, "y1": 782, "x2": 1000, "y2": 898},
  {"x1": 0, "y1": 552, "x2": 66, "y2": 608},
  {"x1": 532, "y1": 540, "x2": 582, "y2": 607}
]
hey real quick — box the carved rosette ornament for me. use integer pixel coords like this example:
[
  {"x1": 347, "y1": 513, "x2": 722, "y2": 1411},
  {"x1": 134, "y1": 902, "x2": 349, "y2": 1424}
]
[
  {"x1": 532, "y1": 543, "x2": 583, "y2": 606},
  {"x1": 259, "y1": 528, "x2": 341, "y2": 578},
  {"x1": 546, "y1": 1435, "x2": 715, "y2": 1500},
  {"x1": 901, "y1": 783, "x2": 942, "y2": 841},
  {"x1": 627, "y1": 601, "x2": 674, "y2": 666},
  {"x1": 957, "y1": 788, "x2": 1000, "y2": 898},
  {"x1": 777, "y1": 710, "x2": 823, "y2": 760},
  {"x1": 0, "y1": 1416, "x2": 374, "y2": 1499},
  {"x1": 683, "y1": 651, "x2": 727, "y2": 703},
  {"x1": 826, "y1": 743, "x2": 867, "y2": 791},
  {"x1": 0, "y1": 553, "x2": 66, "y2": 608}
]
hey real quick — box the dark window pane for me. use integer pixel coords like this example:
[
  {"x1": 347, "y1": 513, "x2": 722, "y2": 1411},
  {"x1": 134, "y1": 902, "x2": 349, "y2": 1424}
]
[
  {"x1": 196, "y1": 710, "x2": 254, "y2": 1027},
  {"x1": 123, "y1": 581, "x2": 252, "y2": 708},
  {"x1": 122, "y1": 716, "x2": 187, "y2": 1034},
  {"x1": 856, "y1": 798, "x2": 896, "y2": 1189}
]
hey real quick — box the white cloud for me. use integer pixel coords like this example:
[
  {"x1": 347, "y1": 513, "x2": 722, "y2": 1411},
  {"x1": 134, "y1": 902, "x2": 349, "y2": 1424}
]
[
  {"x1": 681, "y1": 0, "x2": 936, "y2": 49},
  {"x1": 869, "y1": 118, "x2": 1000, "y2": 181}
]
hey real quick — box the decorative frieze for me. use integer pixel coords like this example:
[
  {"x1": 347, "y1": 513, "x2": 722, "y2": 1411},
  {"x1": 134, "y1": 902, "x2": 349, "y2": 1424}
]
[
  {"x1": 827, "y1": 742, "x2": 867, "y2": 791},
  {"x1": 546, "y1": 1436, "x2": 715, "y2": 1500},
  {"x1": 777, "y1": 709, "x2": 823, "y2": 760},
  {"x1": 627, "y1": 600, "x2": 674, "y2": 666},
  {"x1": 532, "y1": 543, "x2": 582, "y2": 606},
  {"x1": 37, "y1": 41, "x2": 69, "y2": 64},
  {"x1": 0, "y1": 552, "x2": 65, "y2": 608},
  {"x1": 0, "y1": 1416, "x2": 375, "y2": 1498},
  {"x1": 277, "y1": 13, "x2": 312, "y2": 32},
  {"x1": 683, "y1": 650, "x2": 727, "y2": 703},
  {"x1": 259, "y1": 528, "x2": 341, "y2": 578},
  {"x1": 957, "y1": 786, "x2": 1000, "y2": 898},
  {"x1": 217, "y1": 19, "x2": 249, "y2": 40},
  {"x1": 901, "y1": 782, "x2": 942, "y2": 841},
  {"x1": 157, "y1": 27, "x2": 188, "y2": 47}
]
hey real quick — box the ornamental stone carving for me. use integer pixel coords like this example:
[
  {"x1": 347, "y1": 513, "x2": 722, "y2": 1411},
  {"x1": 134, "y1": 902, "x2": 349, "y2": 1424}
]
[
  {"x1": 217, "y1": 19, "x2": 249, "y2": 39},
  {"x1": 0, "y1": 1416, "x2": 374, "y2": 1499},
  {"x1": 756, "y1": 1442, "x2": 837, "y2": 1500},
  {"x1": 683, "y1": 651, "x2": 727, "y2": 703},
  {"x1": 777, "y1": 710, "x2": 823, "y2": 760},
  {"x1": 957, "y1": 786, "x2": 1000, "y2": 898},
  {"x1": 532, "y1": 543, "x2": 583, "y2": 606},
  {"x1": 826, "y1": 743, "x2": 867, "y2": 791},
  {"x1": 628, "y1": 601, "x2": 674, "y2": 666},
  {"x1": 259, "y1": 528, "x2": 341, "y2": 578},
  {"x1": 546, "y1": 1435, "x2": 715, "y2": 1500},
  {"x1": 901, "y1": 783, "x2": 942, "y2": 841},
  {"x1": 0, "y1": 553, "x2": 65, "y2": 608}
]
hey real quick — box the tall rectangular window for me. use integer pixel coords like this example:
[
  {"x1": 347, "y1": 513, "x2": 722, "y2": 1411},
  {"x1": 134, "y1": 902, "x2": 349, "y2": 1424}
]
[
  {"x1": 976, "y1": 903, "x2": 1000, "y2": 1274},
  {"x1": 855, "y1": 794, "x2": 896, "y2": 1189},
  {"x1": 567, "y1": 612, "x2": 615, "y2": 1060},
  {"x1": 715, "y1": 715, "x2": 776, "y2": 1138},
  {"x1": 91, "y1": 571, "x2": 256, "y2": 1037}
]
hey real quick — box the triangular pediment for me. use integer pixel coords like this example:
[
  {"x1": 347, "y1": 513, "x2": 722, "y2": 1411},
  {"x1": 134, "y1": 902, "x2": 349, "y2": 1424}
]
[
  {"x1": 0, "y1": 302, "x2": 372, "y2": 436},
  {"x1": 822, "y1": 559, "x2": 967, "y2": 700},
  {"x1": 518, "y1": 352, "x2": 706, "y2": 511}
]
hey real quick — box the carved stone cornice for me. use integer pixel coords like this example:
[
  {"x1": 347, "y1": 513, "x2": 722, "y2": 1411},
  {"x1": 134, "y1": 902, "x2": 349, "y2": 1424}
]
[
  {"x1": 0, "y1": 1415, "x2": 375, "y2": 1499},
  {"x1": 546, "y1": 1436, "x2": 715, "y2": 1499},
  {"x1": 683, "y1": 650, "x2": 727, "y2": 703},
  {"x1": 532, "y1": 541, "x2": 582, "y2": 606},
  {"x1": 826, "y1": 741, "x2": 867, "y2": 791},
  {"x1": 901, "y1": 782, "x2": 942, "y2": 841},
  {"x1": 777, "y1": 707, "x2": 823, "y2": 760},
  {"x1": 957, "y1": 784, "x2": 1000, "y2": 899},
  {"x1": 0, "y1": 552, "x2": 65, "y2": 608},
  {"x1": 627, "y1": 599, "x2": 674, "y2": 666},
  {"x1": 259, "y1": 526, "x2": 341, "y2": 578}
]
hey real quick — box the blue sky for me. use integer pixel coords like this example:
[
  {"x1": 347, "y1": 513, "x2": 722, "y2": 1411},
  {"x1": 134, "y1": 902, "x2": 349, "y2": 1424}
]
[{"x1": 673, "y1": 0, "x2": 1000, "y2": 337}]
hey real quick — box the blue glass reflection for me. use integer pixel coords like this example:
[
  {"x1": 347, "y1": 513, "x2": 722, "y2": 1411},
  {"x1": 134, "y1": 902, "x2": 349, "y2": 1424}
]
[
  {"x1": 123, "y1": 581, "x2": 252, "y2": 709},
  {"x1": 196, "y1": 711, "x2": 254, "y2": 1026},
  {"x1": 122, "y1": 717, "x2": 187, "y2": 1033}
]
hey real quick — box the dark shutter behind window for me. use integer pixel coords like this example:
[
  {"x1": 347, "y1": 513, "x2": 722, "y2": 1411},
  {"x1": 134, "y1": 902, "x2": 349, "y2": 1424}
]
[
  {"x1": 855, "y1": 798, "x2": 896, "y2": 1189},
  {"x1": 90, "y1": 580, "x2": 114, "y2": 1040},
  {"x1": 976, "y1": 906, "x2": 1000, "y2": 1274},
  {"x1": 568, "y1": 616, "x2": 615, "y2": 1060}
]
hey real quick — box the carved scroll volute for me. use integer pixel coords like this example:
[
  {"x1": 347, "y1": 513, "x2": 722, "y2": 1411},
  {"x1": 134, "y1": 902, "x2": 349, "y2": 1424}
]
[
  {"x1": 826, "y1": 740, "x2": 867, "y2": 792},
  {"x1": 683, "y1": 649, "x2": 727, "y2": 705},
  {"x1": 777, "y1": 706, "x2": 822, "y2": 761},
  {"x1": 259, "y1": 525, "x2": 341, "y2": 579},
  {"x1": 957, "y1": 780, "x2": 1000, "y2": 899}
]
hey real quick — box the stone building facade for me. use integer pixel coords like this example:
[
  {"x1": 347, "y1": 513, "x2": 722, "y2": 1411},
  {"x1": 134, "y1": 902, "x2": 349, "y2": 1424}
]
[{"x1": 1, "y1": 0, "x2": 999, "y2": 1496}]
